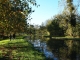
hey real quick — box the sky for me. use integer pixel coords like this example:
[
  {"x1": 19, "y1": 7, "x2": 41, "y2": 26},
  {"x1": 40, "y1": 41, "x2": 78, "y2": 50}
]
[
  {"x1": 29, "y1": 0, "x2": 80, "y2": 26},
  {"x1": 30, "y1": 0, "x2": 60, "y2": 25}
]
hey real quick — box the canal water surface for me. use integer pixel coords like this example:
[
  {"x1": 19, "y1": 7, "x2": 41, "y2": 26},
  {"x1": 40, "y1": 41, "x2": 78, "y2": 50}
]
[{"x1": 26, "y1": 36, "x2": 80, "y2": 60}]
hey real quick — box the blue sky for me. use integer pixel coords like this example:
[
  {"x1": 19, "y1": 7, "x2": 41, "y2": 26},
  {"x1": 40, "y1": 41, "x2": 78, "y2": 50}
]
[
  {"x1": 30, "y1": 0, "x2": 60, "y2": 25},
  {"x1": 30, "y1": 0, "x2": 80, "y2": 25}
]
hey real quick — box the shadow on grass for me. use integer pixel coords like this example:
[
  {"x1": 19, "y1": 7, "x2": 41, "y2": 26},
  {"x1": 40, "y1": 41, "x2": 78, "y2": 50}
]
[{"x1": 0, "y1": 39, "x2": 46, "y2": 60}]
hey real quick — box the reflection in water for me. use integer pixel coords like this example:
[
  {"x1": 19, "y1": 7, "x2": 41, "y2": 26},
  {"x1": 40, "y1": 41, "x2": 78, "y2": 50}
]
[
  {"x1": 31, "y1": 39, "x2": 58, "y2": 60},
  {"x1": 26, "y1": 36, "x2": 80, "y2": 60},
  {"x1": 27, "y1": 37, "x2": 58, "y2": 60},
  {"x1": 47, "y1": 38, "x2": 80, "y2": 60}
]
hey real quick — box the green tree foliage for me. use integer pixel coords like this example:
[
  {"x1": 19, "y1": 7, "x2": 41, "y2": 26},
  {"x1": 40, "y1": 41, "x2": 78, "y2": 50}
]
[
  {"x1": 57, "y1": 0, "x2": 78, "y2": 37},
  {"x1": 39, "y1": 25, "x2": 48, "y2": 36},
  {"x1": 45, "y1": 19, "x2": 52, "y2": 27},
  {"x1": 47, "y1": 17, "x2": 64, "y2": 37},
  {"x1": 63, "y1": 0, "x2": 76, "y2": 37},
  {"x1": 0, "y1": 0, "x2": 37, "y2": 36},
  {"x1": 46, "y1": 0, "x2": 80, "y2": 60},
  {"x1": 76, "y1": 15, "x2": 80, "y2": 37}
]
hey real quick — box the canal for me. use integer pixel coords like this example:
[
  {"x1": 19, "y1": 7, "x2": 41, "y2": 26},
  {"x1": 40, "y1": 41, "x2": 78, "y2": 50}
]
[{"x1": 26, "y1": 36, "x2": 80, "y2": 60}]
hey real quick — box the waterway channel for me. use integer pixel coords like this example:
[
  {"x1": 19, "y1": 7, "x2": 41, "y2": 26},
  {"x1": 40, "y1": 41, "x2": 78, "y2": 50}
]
[
  {"x1": 26, "y1": 36, "x2": 80, "y2": 60},
  {"x1": 28, "y1": 39, "x2": 58, "y2": 60}
]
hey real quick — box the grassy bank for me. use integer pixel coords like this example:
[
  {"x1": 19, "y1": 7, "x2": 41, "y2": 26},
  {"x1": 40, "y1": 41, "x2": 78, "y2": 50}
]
[
  {"x1": 0, "y1": 39, "x2": 46, "y2": 60},
  {"x1": 44, "y1": 35, "x2": 80, "y2": 40}
]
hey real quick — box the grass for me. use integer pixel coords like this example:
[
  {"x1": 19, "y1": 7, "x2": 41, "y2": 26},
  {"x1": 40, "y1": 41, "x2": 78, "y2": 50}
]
[
  {"x1": 0, "y1": 38, "x2": 46, "y2": 60},
  {"x1": 51, "y1": 37, "x2": 80, "y2": 40},
  {"x1": 44, "y1": 35, "x2": 80, "y2": 40}
]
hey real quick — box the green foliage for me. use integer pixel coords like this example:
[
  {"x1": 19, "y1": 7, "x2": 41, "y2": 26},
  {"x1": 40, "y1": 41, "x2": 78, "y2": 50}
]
[
  {"x1": 57, "y1": 0, "x2": 77, "y2": 37},
  {"x1": 39, "y1": 25, "x2": 48, "y2": 36},
  {"x1": 0, "y1": 0, "x2": 38, "y2": 35},
  {"x1": 47, "y1": 18, "x2": 64, "y2": 37},
  {"x1": 70, "y1": 14, "x2": 76, "y2": 27}
]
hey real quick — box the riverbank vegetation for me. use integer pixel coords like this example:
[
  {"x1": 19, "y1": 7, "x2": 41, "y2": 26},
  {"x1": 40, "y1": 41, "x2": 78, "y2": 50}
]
[
  {"x1": 0, "y1": 0, "x2": 80, "y2": 60},
  {"x1": 0, "y1": 38, "x2": 46, "y2": 60},
  {"x1": 44, "y1": 0, "x2": 80, "y2": 60}
]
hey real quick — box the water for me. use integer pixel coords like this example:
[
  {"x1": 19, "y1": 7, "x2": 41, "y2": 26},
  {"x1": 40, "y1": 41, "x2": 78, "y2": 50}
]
[
  {"x1": 28, "y1": 39, "x2": 58, "y2": 60},
  {"x1": 26, "y1": 36, "x2": 80, "y2": 60},
  {"x1": 47, "y1": 39, "x2": 80, "y2": 60}
]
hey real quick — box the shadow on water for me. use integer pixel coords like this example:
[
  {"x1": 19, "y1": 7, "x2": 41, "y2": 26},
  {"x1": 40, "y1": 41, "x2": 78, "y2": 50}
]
[
  {"x1": 27, "y1": 36, "x2": 58, "y2": 60},
  {"x1": 26, "y1": 35, "x2": 80, "y2": 60},
  {"x1": 47, "y1": 38, "x2": 80, "y2": 60},
  {"x1": 3, "y1": 36, "x2": 79, "y2": 60}
]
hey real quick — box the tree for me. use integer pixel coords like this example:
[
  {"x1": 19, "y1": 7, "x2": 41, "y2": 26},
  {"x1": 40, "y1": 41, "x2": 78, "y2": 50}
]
[
  {"x1": 47, "y1": 16, "x2": 65, "y2": 37},
  {"x1": 0, "y1": 0, "x2": 38, "y2": 37},
  {"x1": 60, "y1": 0, "x2": 78, "y2": 37}
]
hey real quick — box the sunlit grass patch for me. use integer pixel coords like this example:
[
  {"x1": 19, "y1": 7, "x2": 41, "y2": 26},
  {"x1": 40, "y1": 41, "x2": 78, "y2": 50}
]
[
  {"x1": 0, "y1": 38, "x2": 46, "y2": 60},
  {"x1": 0, "y1": 39, "x2": 10, "y2": 45}
]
